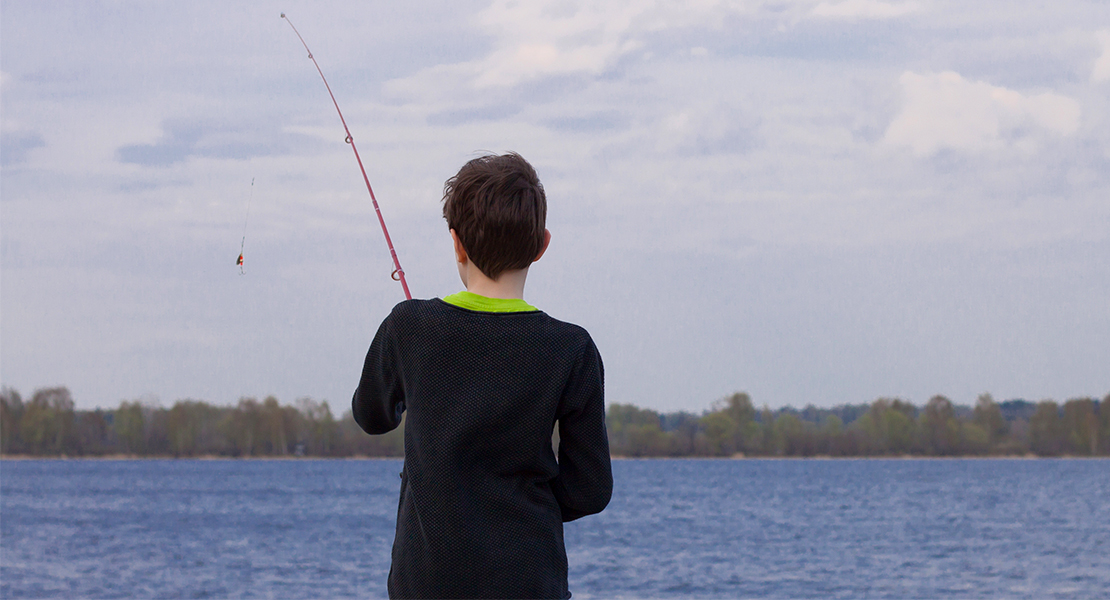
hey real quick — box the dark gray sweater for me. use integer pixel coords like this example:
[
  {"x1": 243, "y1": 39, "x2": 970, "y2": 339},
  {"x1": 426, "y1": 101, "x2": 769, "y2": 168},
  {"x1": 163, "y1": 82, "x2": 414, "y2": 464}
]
[{"x1": 353, "y1": 299, "x2": 612, "y2": 599}]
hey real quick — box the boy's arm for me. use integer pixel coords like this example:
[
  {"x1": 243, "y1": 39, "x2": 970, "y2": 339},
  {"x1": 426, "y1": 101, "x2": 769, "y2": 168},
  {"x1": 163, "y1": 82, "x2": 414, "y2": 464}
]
[
  {"x1": 352, "y1": 313, "x2": 405, "y2": 435},
  {"x1": 552, "y1": 339, "x2": 613, "y2": 522}
]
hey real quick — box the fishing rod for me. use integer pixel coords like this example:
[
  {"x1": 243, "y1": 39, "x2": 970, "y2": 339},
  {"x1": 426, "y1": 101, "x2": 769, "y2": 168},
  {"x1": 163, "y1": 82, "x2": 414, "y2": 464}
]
[{"x1": 281, "y1": 12, "x2": 412, "y2": 300}]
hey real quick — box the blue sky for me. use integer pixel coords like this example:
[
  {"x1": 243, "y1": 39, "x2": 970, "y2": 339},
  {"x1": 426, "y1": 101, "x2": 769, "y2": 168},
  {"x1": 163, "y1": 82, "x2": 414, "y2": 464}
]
[{"x1": 2, "y1": 0, "x2": 1108, "y2": 412}]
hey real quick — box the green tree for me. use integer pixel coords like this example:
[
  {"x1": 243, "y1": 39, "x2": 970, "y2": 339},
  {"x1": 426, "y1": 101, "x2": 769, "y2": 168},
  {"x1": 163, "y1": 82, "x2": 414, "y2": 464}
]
[
  {"x1": 20, "y1": 387, "x2": 76, "y2": 455},
  {"x1": 661, "y1": 412, "x2": 700, "y2": 455},
  {"x1": 1, "y1": 387, "x2": 24, "y2": 454},
  {"x1": 960, "y1": 422, "x2": 990, "y2": 455},
  {"x1": 228, "y1": 397, "x2": 263, "y2": 456},
  {"x1": 165, "y1": 400, "x2": 227, "y2": 456},
  {"x1": 721, "y1": 393, "x2": 756, "y2": 426},
  {"x1": 772, "y1": 413, "x2": 808, "y2": 456},
  {"x1": 262, "y1": 396, "x2": 289, "y2": 455},
  {"x1": 887, "y1": 402, "x2": 917, "y2": 454},
  {"x1": 972, "y1": 393, "x2": 1007, "y2": 450},
  {"x1": 820, "y1": 415, "x2": 846, "y2": 456},
  {"x1": 920, "y1": 395, "x2": 959, "y2": 456},
  {"x1": 1102, "y1": 395, "x2": 1110, "y2": 455},
  {"x1": 720, "y1": 393, "x2": 759, "y2": 453},
  {"x1": 166, "y1": 401, "x2": 199, "y2": 456},
  {"x1": 313, "y1": 400, "x2": 341, "y2": 455},
  {"x1": 607, "y1": 404, "x2": 674, "y2": 456},
  {"x1": 854, "y1": 398, "x2": 916, "y2": 455},
  {"x1": 1029, "y1": 400, "x2": 1063, "y2": 456},
  {"x1": 113, "y1": 401, "x2": 146, "y2": 454},
  {"x1": 75, "y1": 410, "x2": 111, "y2": 455},
  {"x1": 700, "y1": 411, "x2": 736, "y2": 456},
  {"x1": 142, "y1": 404, "x2": 171, "y2": 455},
  {"x1": 296, "y1": 397, "x2": 327, "y2": 454},
  {"x1": 757, "y1": 406, "x2": 775, "y2": 455},
  {"x1": 626, "y1": 422, "x2": 671, "y2": 456},
  {"x1": 1061, "y1": 398, "x2": 1098, "y2": 456}
]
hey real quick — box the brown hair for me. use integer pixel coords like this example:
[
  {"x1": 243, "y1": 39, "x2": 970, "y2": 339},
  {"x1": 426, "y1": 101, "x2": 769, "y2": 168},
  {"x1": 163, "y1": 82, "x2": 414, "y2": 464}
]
[{"x1": 442, "y1": 152, "x2": 547, "y2": 280}]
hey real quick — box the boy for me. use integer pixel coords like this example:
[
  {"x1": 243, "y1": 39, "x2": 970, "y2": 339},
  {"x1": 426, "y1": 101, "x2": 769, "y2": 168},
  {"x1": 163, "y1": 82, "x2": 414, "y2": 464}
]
[{"x1": 353, "y1": 152, "x2": 612, "y2": 599}]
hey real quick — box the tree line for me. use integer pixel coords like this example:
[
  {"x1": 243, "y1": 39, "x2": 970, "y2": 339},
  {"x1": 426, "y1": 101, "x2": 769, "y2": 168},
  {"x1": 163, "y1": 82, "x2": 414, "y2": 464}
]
[
  {"x1": 607, "y1": 392, "x2": 1110, "y2": 457},
  {"x1": 1, "y1": 386, "x2": 1107, "y2": 458},
  {"x1": 0, "y1": 387, "x2": 402, "y2": 458}
]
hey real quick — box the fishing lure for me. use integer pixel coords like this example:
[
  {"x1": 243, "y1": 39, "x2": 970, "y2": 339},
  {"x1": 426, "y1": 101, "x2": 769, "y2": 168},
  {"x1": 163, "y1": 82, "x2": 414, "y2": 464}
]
[
  {"x1": 237, "y1": 177, "x2": 254, "y2": 275},
  {"x1": 282, "y1": 13, "x2": 412, "y2": 299}
]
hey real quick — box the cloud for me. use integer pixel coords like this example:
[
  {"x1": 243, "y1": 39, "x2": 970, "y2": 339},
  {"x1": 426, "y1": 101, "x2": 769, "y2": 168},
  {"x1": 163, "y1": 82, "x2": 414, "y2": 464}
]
[
  {"x1": 117, "y1": 122, "x2": 202, "y2": 167},
  {"x1": 466, "y1": 0, "x2": 651, "y2": 89},
  {"x1": 426, "y1": 103, "x2": 524, "y2": 127},
  {"x1": 544, "y1": 110, "x2": 629, "y2": 133},
  {"x1": 810, "y1": 0, "x2": 919, "y2": 19},
  {"x1": 883, "y1": 71, "x2": 1081, "y2": 156},
  {"x1": 1, "y1": 73, "x2": 47, "y2": 166},
  {"x1": 1, "y1": 130, "x2": 46, "y2": 167},
  {"x1": 1093, "y1": 29, "x2": 1110, "y2": 83},
  {"x1": 387, "y1": 0, "x2": 922, "y2": 98},
  {"x1": 116, "y1": 119, "x2": 317, "y2": 167},
  {"x1": 656, "y1": 101, "x2": 760, "y2": 155}
]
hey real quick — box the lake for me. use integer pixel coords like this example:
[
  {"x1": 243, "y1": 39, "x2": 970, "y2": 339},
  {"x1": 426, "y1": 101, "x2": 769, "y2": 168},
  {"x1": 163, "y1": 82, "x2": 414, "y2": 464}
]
[{"x1": 2, "y1": 458, "x2": 1107, "y2": 599}]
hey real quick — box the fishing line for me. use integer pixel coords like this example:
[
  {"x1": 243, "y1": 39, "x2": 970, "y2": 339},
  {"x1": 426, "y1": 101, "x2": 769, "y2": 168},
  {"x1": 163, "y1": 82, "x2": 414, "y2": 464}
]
[
  {"x1": 281, "y1": 12, "x2": 412, "y2": 300},
  {"x1": 237, "y1": 177, "x2": 254, "y2": 275}
]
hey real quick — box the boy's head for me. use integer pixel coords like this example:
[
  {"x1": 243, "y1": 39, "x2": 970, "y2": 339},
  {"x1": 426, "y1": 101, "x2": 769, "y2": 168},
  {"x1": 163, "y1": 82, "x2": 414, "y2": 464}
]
[{"x1": 442, "y1": 152, "x2": 547, "y2": 281}]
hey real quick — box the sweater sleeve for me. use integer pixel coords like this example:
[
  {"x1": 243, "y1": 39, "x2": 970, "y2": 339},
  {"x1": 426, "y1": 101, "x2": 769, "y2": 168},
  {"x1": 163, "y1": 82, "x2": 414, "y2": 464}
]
[
  {"x1": 352, "y1": 310, "x2": 406, "y2": 435},
  {"x1": 552, "y1": 339, "x2": 613, "y2": 522}
]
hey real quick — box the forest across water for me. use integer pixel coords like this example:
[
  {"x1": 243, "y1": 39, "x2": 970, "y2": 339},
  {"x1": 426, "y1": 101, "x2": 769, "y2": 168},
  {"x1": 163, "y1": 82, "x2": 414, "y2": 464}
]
[{"x1": 1, "y1": 387, "x2": 1107, "y2": 458}]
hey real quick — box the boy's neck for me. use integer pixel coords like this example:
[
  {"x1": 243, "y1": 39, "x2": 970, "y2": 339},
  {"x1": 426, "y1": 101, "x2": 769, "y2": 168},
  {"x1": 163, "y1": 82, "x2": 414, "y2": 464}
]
[{"x1": 461, "y1": 262, "x2": 529, "y2": 300}]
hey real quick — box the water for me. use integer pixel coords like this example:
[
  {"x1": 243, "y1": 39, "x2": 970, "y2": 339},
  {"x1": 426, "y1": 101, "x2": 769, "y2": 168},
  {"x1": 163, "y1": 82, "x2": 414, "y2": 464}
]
[{"x1": 2, "y1": 459, "x2": 1107, "y2": 599}]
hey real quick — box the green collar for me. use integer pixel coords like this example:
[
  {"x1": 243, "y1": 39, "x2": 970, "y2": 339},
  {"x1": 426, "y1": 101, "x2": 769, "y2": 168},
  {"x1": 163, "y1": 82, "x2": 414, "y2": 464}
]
[{"x1": 441, "y1": 291, "x2": 538, "y2": 313}]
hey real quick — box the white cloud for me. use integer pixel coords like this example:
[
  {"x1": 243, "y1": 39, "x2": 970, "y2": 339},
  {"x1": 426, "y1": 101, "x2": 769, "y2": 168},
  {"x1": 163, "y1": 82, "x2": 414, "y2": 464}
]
[
  {"x1": 468, "y1": 0, "x2": 649, "y2": 88},
  {"x1": 655, "y1": 100, "x2": 759, "y2": 155},
  {"x1": 1093, "y1": 29, "x2": 1110, "y2": 83},
  {"x1": 811, "y1": 0, "x2": 919, "y2": 19},
  {"x1": 883, "y1": 71, "x2": 1081, "y2": 156},
  {"x1": 387, "y1": 0, "x2": 922, "y2": 96}
]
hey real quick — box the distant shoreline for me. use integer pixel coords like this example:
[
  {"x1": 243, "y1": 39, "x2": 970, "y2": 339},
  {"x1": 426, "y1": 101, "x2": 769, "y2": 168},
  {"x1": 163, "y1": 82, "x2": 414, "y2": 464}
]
[
  {"x1": 611, "y1": 454, "x2": 1107, "y2": 460},
  {"x1": 3, "y1": 454, "x2": 1106, "y2": 461},
  {"x1": 0, "y1": 454, "x2": 401, "y2": 461}
]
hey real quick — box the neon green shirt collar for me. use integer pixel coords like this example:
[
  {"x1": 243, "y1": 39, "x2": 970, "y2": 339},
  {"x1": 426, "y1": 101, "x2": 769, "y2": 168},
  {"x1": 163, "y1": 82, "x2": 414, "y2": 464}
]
[{"x1": 441, "y1": 291, "x2": 538, "y2": 313}]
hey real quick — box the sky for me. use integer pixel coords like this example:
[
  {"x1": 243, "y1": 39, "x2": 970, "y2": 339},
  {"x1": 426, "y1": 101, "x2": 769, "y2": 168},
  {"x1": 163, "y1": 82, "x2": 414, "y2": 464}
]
[{"x1": 2, "y1": 0, "x2": 1108, "y2": 413}]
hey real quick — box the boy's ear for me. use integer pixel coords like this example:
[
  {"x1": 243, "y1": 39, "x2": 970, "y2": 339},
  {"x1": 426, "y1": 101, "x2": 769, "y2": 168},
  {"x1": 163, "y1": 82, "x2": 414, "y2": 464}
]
[
  {"x1": 450, "y1": 229, "x2": 468, "y2": 264},
  {"x1": 534, "y1": 229, "x2": 551, "y2": 262}
]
